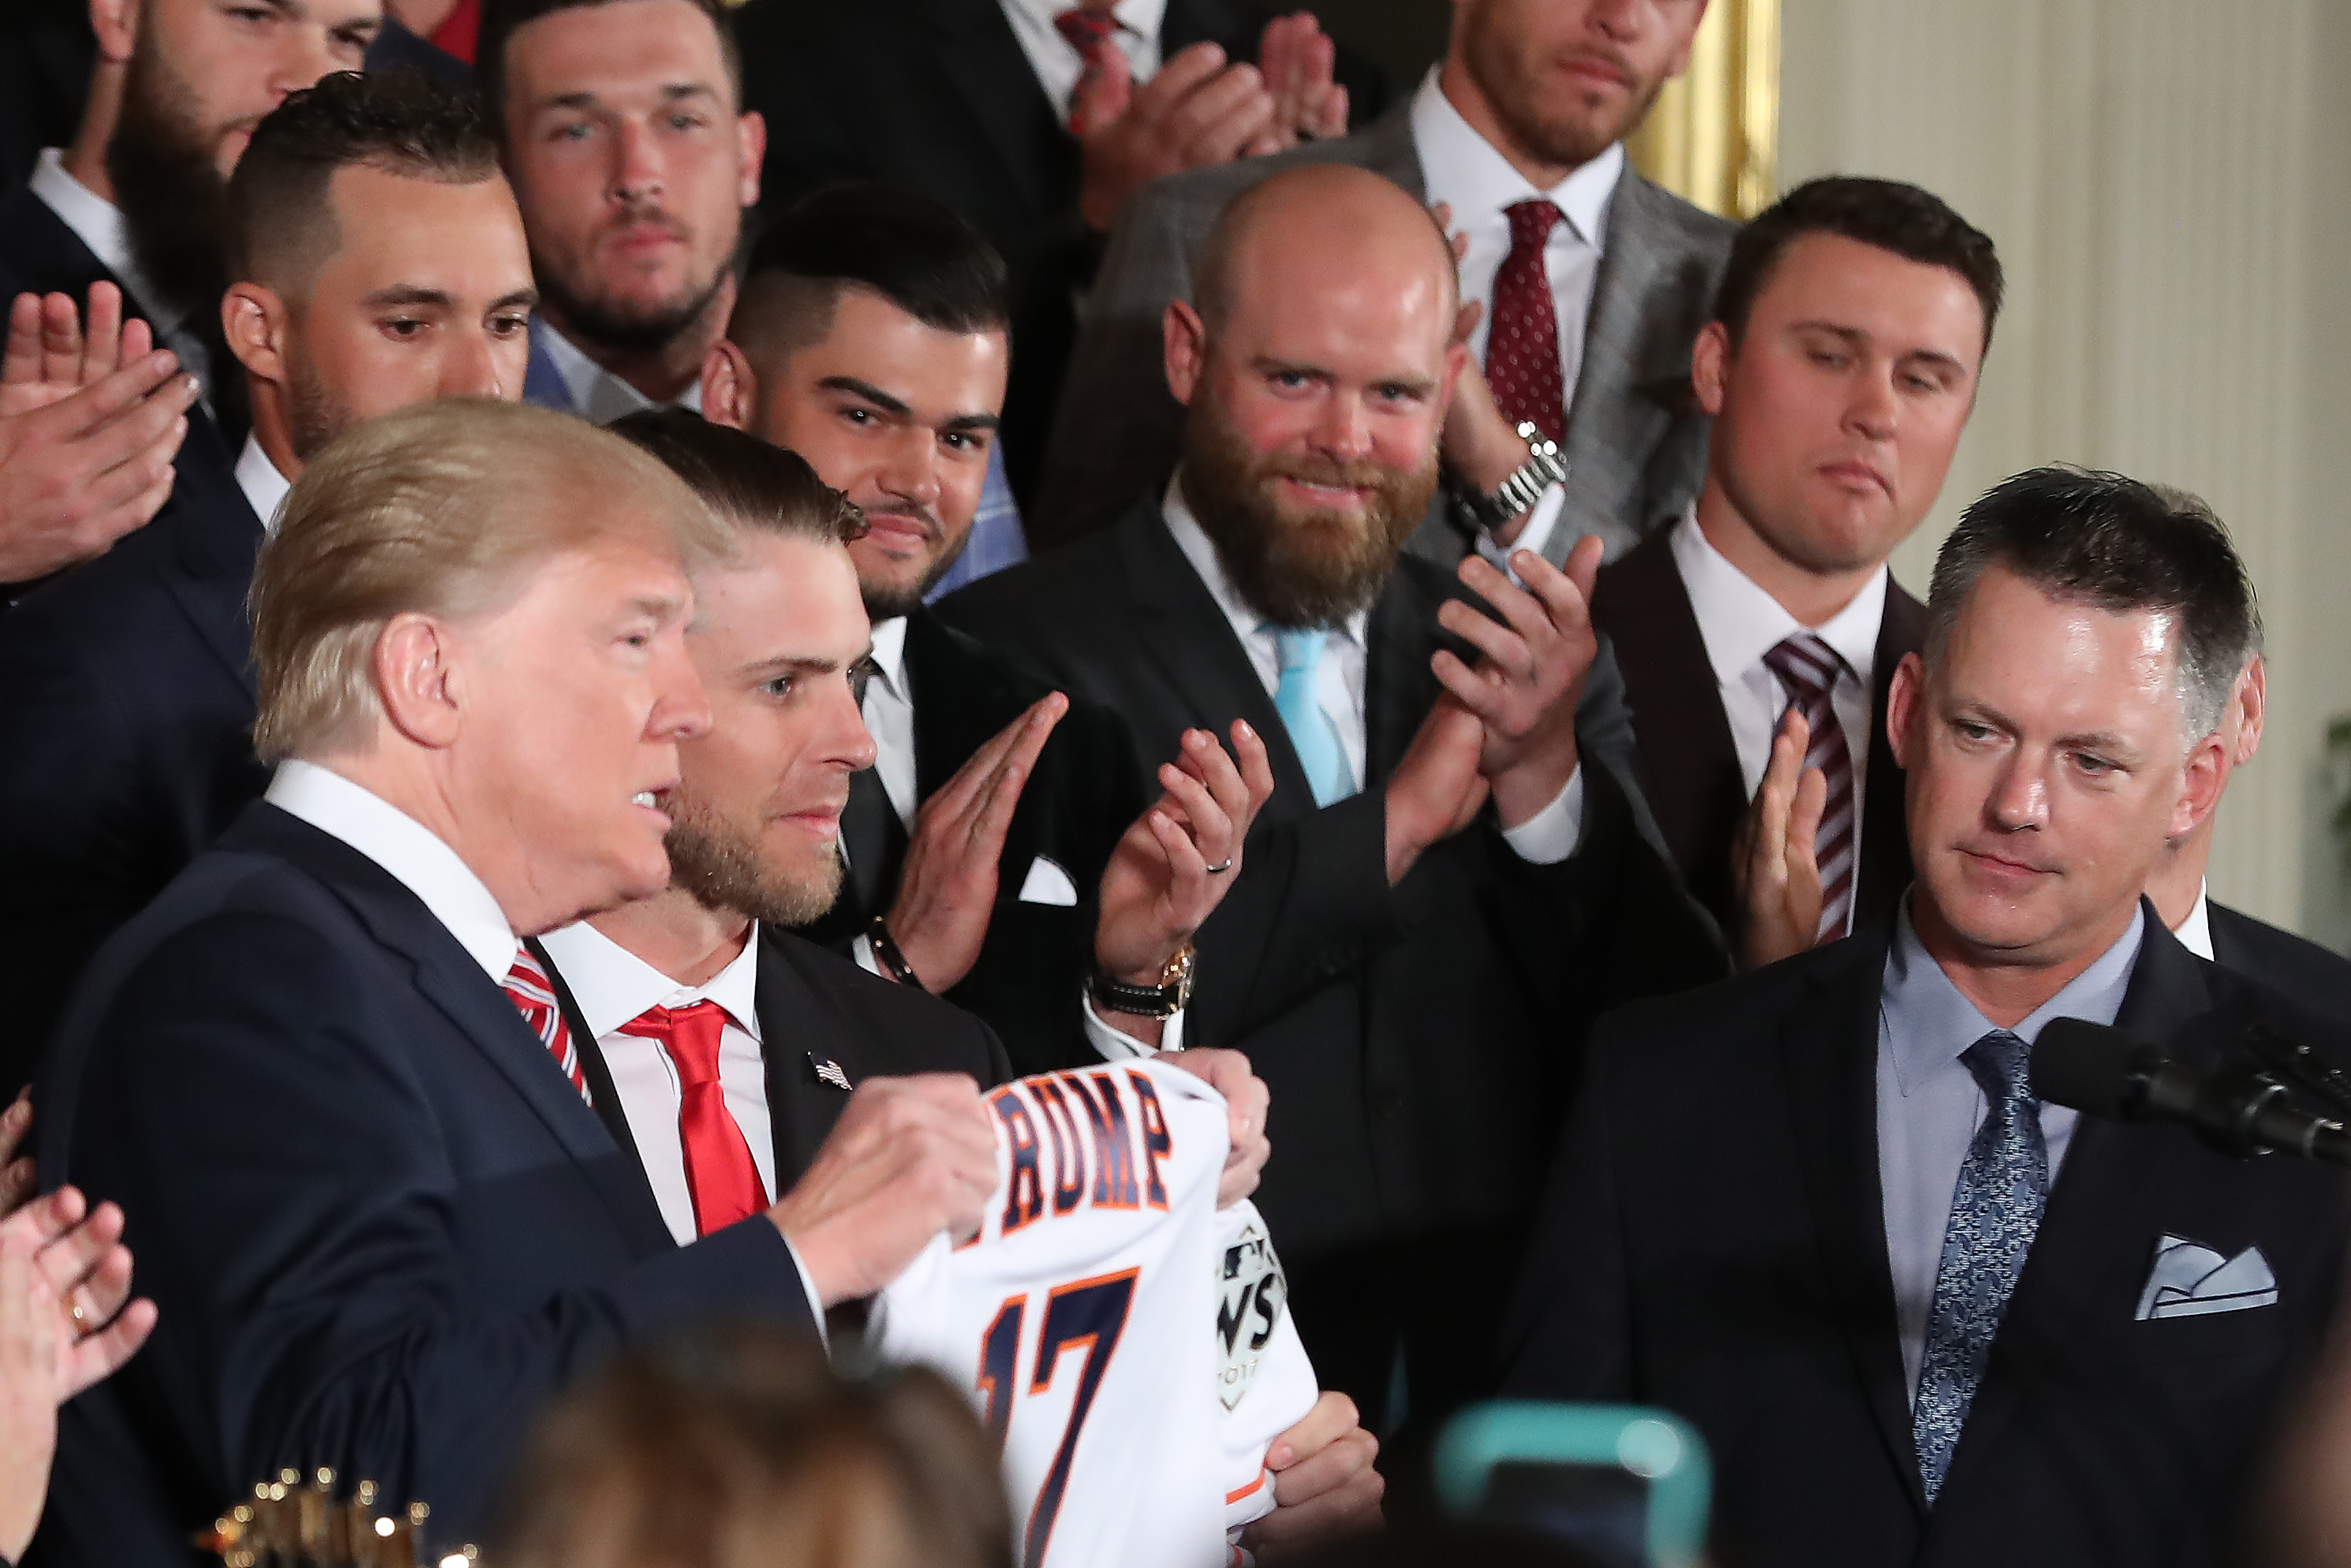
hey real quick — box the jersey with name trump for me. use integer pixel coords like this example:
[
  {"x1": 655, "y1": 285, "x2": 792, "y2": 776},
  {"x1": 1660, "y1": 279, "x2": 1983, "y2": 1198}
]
[{"x1": 872, "y1": 1058, "x2": 1317, "y2": 1568}]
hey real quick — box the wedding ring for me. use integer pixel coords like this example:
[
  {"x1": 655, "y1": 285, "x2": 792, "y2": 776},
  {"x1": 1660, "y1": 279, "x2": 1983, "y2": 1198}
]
[{"x1": 1204, "y1": 858, "x2": 1234, "y2": 874}]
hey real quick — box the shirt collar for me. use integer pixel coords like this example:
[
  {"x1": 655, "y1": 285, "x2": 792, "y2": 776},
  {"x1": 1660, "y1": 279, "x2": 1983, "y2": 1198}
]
[
  {"x1": 534, "y1": 319, "x2": 705, "y2": 424},
  {"x1": 1408, "y1": 68, "x2": 1625, "y2": 250},
  {"x1": 1670, "y1": 507, "x2": 1889, "y2": 694},
  {"x1": 29, "y1": 147, "x2": 177, "y2": 331},
  {"x1": 263, "y1": 758, "x2": 520, "y2": 982},
  {"x1": 1162, "y1": 472, "x2": 1371, "y2": 648},
  {"x1": 1881, "y1": 894, "x2": 2147, "y2": 1096},
  {"x1": 237, "y1": 435, "x2": 293, "y2": 536},
  {"x1": 534, "y1": 917, "x2": 764, "y2": 1043},
  {"x1": 2172, "y1": 880, "x2": 2215, "y2": 961},
  {"x1": 866, "y1": 613, "x2": 910, "y2": 702},
  {"x1": 1003, "y1": 0, "x2": 1165, "y2": 44}
]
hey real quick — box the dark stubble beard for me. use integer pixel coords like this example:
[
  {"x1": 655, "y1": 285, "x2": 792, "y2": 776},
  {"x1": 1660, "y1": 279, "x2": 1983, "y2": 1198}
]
[
  {"x1": 663, "y1": 792, "x2": 843, "y2": 928},
  {"x1": 1179, "y1": 390, "x2": 1437, "y2": 630},
  {"x1": 285, "y1": 343, "x2": 353, "y2": 465},
  {"x1": 106, "y1": 38, "x2": 236, "y2": 332},
  {"x1": 533, "y1": 209, "x2": 732, "y2": 358},
  {"x1": 1462, "y1": 0, "x2": 1670, "y2": 171}
]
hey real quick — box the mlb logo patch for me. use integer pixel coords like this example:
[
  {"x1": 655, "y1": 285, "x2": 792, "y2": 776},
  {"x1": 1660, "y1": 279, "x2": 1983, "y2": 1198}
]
[{"x1": 1219, "y1": 1219, "x2": 1289, "y2": 1410}]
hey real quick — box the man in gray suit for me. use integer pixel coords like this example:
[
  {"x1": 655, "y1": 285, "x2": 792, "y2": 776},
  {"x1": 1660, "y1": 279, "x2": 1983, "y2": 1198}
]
[{"x1": 1034, "y1": 0, "x2": 1732, "y2": 562}]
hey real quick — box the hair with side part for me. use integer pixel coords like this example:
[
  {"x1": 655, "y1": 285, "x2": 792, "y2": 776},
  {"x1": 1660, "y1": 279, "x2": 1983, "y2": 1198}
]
[
  {"x1": 1711, "y1": 175, "x2": 2004, "y2": 351},
  {"x1": 1924, "y1": 465, "x2": 2263, "y2": 745},
  {"x1": 226, "y1": 67, "x2": 501, "y2": 300},
  {"x1": 607, "y1": 408, "x2": 868, "y2": 546},
  {"x1": 250, "y1": 398, "x2": 731, "y2": 763},
  {"x1": 493, "y1": 1322, "x2": 1012, "y2": 1568},
  {"x1": 729, "y1": 182, "x2": 1011, "y2": 371}
]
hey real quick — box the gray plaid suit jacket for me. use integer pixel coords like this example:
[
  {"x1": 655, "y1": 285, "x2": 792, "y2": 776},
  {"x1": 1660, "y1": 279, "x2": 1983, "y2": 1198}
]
[{"x1": 1032, "y1": 99, "x2": 1736, "y2": 566}]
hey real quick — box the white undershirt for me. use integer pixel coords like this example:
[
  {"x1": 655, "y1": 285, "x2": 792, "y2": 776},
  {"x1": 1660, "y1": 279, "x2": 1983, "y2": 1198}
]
[{"x1": 236, "y1": 435, "x2": 292, "y2": 535}]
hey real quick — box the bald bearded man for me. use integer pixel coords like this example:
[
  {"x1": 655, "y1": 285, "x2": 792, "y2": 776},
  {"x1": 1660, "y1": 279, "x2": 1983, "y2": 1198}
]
[{"x1": 943, "y1": 164, "x2": 1717, "y2": 1435}]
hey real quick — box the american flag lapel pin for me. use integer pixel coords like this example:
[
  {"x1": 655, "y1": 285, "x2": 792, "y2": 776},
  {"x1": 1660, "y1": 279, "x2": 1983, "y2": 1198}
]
[{"x1": 809, "y1": 1054, "x2": 853, "y2": 1091}]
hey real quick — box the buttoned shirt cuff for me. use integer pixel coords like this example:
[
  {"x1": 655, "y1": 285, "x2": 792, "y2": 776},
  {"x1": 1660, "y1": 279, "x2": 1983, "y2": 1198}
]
[
  {"x1": 784, "y1": 1237, "x2": 828, "y2": 1350},
  {"x1": 1083, "y1": 989, "x2": 1188, "y2": 1059},
  {"x1": 1499, "y1": 763, "x2": 1584, "y2": 865},
  {"x1": 1473, "y1": 480, "x2": 1567, "y2": 580}
]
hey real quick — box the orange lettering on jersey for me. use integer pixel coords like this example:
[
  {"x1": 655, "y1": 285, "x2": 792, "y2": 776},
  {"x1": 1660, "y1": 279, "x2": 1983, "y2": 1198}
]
[
  {"x1": 1127, "y1": 1069, "x2": 1172, "y2": 1211},
  {"x1": 992, "y1": 1086, "x2": 1045, "y2": 1234},
  {"x1": 1032, "y1": 1077, "x2": 1088, "y2": 1215},
  {"x1": 1078, "y1": 1070, "x2": 1141, "y2": 1210}
]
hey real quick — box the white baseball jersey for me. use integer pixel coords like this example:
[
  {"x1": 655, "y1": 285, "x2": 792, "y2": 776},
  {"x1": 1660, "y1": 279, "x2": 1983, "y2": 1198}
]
[{"x1": 870, "y1": 1058, "x2": 1318, "y2": 1568}]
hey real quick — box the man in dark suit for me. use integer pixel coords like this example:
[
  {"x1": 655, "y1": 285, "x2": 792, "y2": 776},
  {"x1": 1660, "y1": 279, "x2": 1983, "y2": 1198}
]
[
  {"x1": 1590, "y1": 177, "x2": 2002, "y2": 965},
  {"x1": 1037, "y1": 0, "x2": 1730, "y2": 557},
  {"x1": 734, "y1": 0, "x2": 1380, "y2": 513},
  {"x1": 33, "y1": 401, "x2": 1007, "y2": 1568},
  {"x1": 1507, "y1": 468, "x2": 2337, "y2": 1568},
  {"x1": 702, "y1": 185, "x2": 1274, "y2": 1073},
  {"x1": 944, "y1": 164, "x2": 1719, "y2": 1433},
  {"x1": 0, "y1": 72, "x2": 536, "y2": 1097}
]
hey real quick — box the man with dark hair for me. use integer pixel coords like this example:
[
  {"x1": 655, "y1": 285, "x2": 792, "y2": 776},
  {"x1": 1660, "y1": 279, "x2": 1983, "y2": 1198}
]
[
  {"x1": 1588, "y1": 176, "x2": 2001, "y2": 963},
  {"x1": 943, "y1": 163, "x2": 1717, "y2": 1434},
  {"x1": 701, "y1": 184, "x2": 1229, "y2": 1074},
  {"x1": 1036, "y1": 0, "x2": 1729, "y2": 558},
  {"x1": 0, "y1": 69, "x2": 534, "y2": 1094},
  {"x1": 1508, "y1": 465, "x2": 2347, "y2": 1567}
]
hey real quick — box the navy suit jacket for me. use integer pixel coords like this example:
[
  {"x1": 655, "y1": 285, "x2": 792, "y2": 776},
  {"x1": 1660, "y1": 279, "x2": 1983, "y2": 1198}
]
[
  {"x1": 2208, "y1": 900, "x2": 2351, "y2": 1024},
  {"x1": 1505, "y1": 911, "x2": 2351, "y2": 1568},
  {"x1": 34, "y1": 804, "x2": 813, "y2": 1567}
]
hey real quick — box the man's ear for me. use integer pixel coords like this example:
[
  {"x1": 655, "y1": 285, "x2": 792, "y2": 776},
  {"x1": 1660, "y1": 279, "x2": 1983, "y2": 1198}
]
[
  {"x1": 735, "y1": 110, "x2": 765, "y2": 211},
  {"x1": 2172, "y1": 728, "x2": 2230, "y2": 842},
  {"x1": 1163, "y1": 299, "x2": 1207, "y2": 407},
  {"x1": 372, "y1": 614, "x2": 465, "y2": 750},
  {"x1": 1886, "y1": 651, "x2": 1924, "y2": 770},
  {"x1": 222, "y1": 283, "x2": 291, "y2": 383},
  {"x1": 88, "y1": 0, "x2": 136, "y2": 63},
  {"x1": 1431, "y1": 339, "x2": 1468, "y2": 426},
  {"x1": 1691, "y1": 319, "x2": 1731, "y2": 419},
  {"x1": 2233, "y1": 657, "x2": 2267, "y2": 764},
  {"x1": 700, "y1": 339, "x2": 756, "y2": 430}
]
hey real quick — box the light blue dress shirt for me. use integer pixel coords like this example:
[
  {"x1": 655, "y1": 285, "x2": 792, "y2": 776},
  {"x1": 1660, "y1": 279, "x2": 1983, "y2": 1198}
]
[
  {"x1": 925, "y1": 442, "x2": 1029, "y2": 601},
  {"x1": 1877, "y1": 898, "x2": 2146, "y2": 1396}
]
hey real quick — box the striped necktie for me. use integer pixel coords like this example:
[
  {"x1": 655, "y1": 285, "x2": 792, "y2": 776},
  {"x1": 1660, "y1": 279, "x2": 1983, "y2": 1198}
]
[
  {"x1": 1762, "y1": 632, "x2": 1856, "y2": 941},
  {"x1": 504, "y1": 946, "x2": 590, "y2": 1106}
]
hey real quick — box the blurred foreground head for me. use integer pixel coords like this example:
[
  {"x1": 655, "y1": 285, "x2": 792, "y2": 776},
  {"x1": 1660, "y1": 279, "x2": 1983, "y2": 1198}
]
[{"x1": 494, "y1": 1324, "x2": 1012, "y2": 1568}]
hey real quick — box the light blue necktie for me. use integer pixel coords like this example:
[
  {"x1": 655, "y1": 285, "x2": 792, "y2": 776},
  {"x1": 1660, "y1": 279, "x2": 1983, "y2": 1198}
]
[
  {"x1": 1273, "y1": 628, "x2": 1353, "y2": 807},
  {"x1": 1912, "y1": 1028, "x2": 2047, "y2": 1503}
]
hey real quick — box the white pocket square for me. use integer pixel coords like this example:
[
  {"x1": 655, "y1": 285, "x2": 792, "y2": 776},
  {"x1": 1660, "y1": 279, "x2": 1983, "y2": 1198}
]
[
  {"x1": 1017, "y1": 855, "x2": 1079, "y2": 907},
  {"x1": 2134, "y1": 1234, "x2": 2278, "y2": 1321}
]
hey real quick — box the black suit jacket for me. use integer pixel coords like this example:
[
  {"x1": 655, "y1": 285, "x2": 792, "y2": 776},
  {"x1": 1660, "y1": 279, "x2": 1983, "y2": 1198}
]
[
  {"x1": 531, "y1": 922, "x2": 1012, "y2": 1207},
  {"x1": 791, "y1": 609, "x2": 1145, "y2": 1077},
  {"x1": 731, "y1": 0, "x2": 1384, "y2": 510},
  {"x1": 0, "y1": 413, "x2": 264, "y2": 1096},
  {"x1": 32, "y1": 805, "x2": 813, "y2": 1568},
  {"x1": 1590, "y1": 525, "x2": 1927, "y2": 939},
  {"x1": 2209, "y1": 900, "x2": 2351, "y2": 1024},
  {"x1": 939, "y1": 498, "x2": 1722, "y2": 1262},
  {"x1": 1504, "y1": 911, "x2": 2351, "y2": 1568}
]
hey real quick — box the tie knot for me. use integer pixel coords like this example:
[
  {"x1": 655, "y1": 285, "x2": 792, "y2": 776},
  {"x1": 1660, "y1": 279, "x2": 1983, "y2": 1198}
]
[
  {"x1": 1504, "y1": 199, "x2": 1563, "y2": 252},
  {"x1": 1762, "y1": 632, "x2": 1845, "y2": 705},
  {"x1": 1054, "y1": 6, "x2": 1118, "y2": 58},
  {"x1": 1273, "y1": 626, "x2": 1327, "y2": 675},
  {"x1": 1962, "y1": 1029, "x2": 2034, "y2": 1106},
  {"x1": 621, "y1": 1000, "x2": 731, "y2": 1085}
]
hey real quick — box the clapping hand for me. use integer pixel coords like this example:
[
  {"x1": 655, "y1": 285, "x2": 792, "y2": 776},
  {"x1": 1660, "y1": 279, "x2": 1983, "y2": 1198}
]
[
  {"x1": 1434, "y1": 537, "x2": 1605, "y2": 828},
  {"x1": 1733, "y1": 706, "x2": 1828, "y2": 971}
]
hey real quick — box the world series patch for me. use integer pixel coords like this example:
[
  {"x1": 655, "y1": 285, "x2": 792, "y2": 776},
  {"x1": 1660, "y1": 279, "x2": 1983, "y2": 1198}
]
[{"x1": 1218, "y1": 1219, "x2": 1288, "y2": 1411}]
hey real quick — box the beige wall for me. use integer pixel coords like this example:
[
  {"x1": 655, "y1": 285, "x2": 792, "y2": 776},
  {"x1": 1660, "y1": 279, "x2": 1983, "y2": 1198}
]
[{"x1": 1778, "y1": 0, "x2": 2351, "y2": 946}]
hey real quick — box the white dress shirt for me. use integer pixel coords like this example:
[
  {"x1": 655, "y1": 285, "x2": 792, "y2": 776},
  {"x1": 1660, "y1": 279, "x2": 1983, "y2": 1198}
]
[
  {"x1": 534, "y1": 319, "x2": 705, "y2": 426},
  {"x1": 29, "y1": 147, "x2": 215, "y2": 402},
  {"x1": 2173, "y1": 880, "x2": 2215, "y2": 961},
  {"x1": 1161, "y1": 475, "x2": 1584, "y2": 865},
  {"x1": 999, "y1": 0, "x2": 1167, "y2": 120},
  {"x1": 237, "y1": 435, "x2": 293, "y2": 536},
  {"x1": 533, "y1": 920, "x2": 777, "y2": 1245},
  {"x1": 1669, "y1": 510, "x2": 1888, "y2": 931}
]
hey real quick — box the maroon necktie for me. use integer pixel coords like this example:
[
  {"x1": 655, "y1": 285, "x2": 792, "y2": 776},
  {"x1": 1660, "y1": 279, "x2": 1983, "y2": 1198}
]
[
  {"x1": 1054, "y1": 6, "x2": 1119, "y2": 129},
  {"x1": 615, "y1": 1001, "x2": 769, "y2": 1235},
  {"x1": 504, "y1": 947, "x2": 590, "y2": 1106},
  {"x1": 1485, "y1": 200, "x2": 1568, "y2": 444},
  {"x1": 1762, "y1": 633, "x2": 1856, "y2": 943}
]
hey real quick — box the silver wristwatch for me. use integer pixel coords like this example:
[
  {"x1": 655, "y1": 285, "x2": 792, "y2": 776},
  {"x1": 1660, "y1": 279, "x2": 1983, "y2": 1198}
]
[{"x1": 1452, "y1": 421, "x2": 1569, "y2": 534}]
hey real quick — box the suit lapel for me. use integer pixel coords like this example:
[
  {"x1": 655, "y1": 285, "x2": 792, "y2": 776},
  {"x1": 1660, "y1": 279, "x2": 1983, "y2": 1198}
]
[
  {"x1": 1361, "y1": 569, "x2": 1442, "y2": 787},
  {"x1": 159, "y1": 436, "x2": 267, "y2": 700},
  {"x1": 1779, "y1": 932, "x2": 1927, "y2": 1514},
  {"x1": 902, "y1": 609, "x2": 1025, "y2": 801},
  {"x1": 1562, "y1": 175, "x2": 1702, "y2": 532},
  {"x1": 524, "y1": 936, "x2": 652, "y2": 1176},
  {"x1": 1855, "y1": 581, "x2": 1927, "y2": 925},
  {"x1": 754, "y1": 926, "x2": 866, "y2": 1189},
  {"x1": 910, "y1": 0, "x2": 1066, "y2": 219}
]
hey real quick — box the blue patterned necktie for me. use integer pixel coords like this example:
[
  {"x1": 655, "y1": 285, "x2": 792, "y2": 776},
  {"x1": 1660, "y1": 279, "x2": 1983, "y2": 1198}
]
[
  {"x1": 1912, "y1": 1028, "x2": 2047, "y2": 1503},
  {"x1": 1273, "y1": 627, "x2": 1352, "y2": 806}
]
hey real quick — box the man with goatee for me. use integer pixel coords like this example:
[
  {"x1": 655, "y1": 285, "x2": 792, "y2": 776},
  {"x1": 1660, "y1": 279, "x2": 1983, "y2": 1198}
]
[{"x1": 941, "y1": 162, "x2": 1718, "y2": 1437}]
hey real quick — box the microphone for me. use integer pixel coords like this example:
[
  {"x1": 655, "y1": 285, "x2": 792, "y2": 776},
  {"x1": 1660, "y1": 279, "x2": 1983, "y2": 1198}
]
[{"x1": 2031, "y1": 1017, "x2": 2351, "y2": 1167}]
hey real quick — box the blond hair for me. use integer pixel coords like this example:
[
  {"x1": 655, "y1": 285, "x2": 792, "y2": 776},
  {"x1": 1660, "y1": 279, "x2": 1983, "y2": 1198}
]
[{"x1": 249, "y1": 398, "x2": 731, "y2": 762}]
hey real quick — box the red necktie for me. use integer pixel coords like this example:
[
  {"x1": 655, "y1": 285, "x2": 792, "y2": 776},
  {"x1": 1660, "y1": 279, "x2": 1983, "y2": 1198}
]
[
  {"x1": 504, "y1": 948, "x2": 591, "y2": 1106},
  {"x1": 1763, "y1": 633, "x2": 1856, "y2": 943},
  {"x1": 1486, "y1": 200, "x2": 1568, "y2": 444},
  {"x1": 1054, "y1": 6, "x2": 1119, "y2": 129},
  {"x1": 616, "y1": 1001, "x2": 769, "y2": 1235}
]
